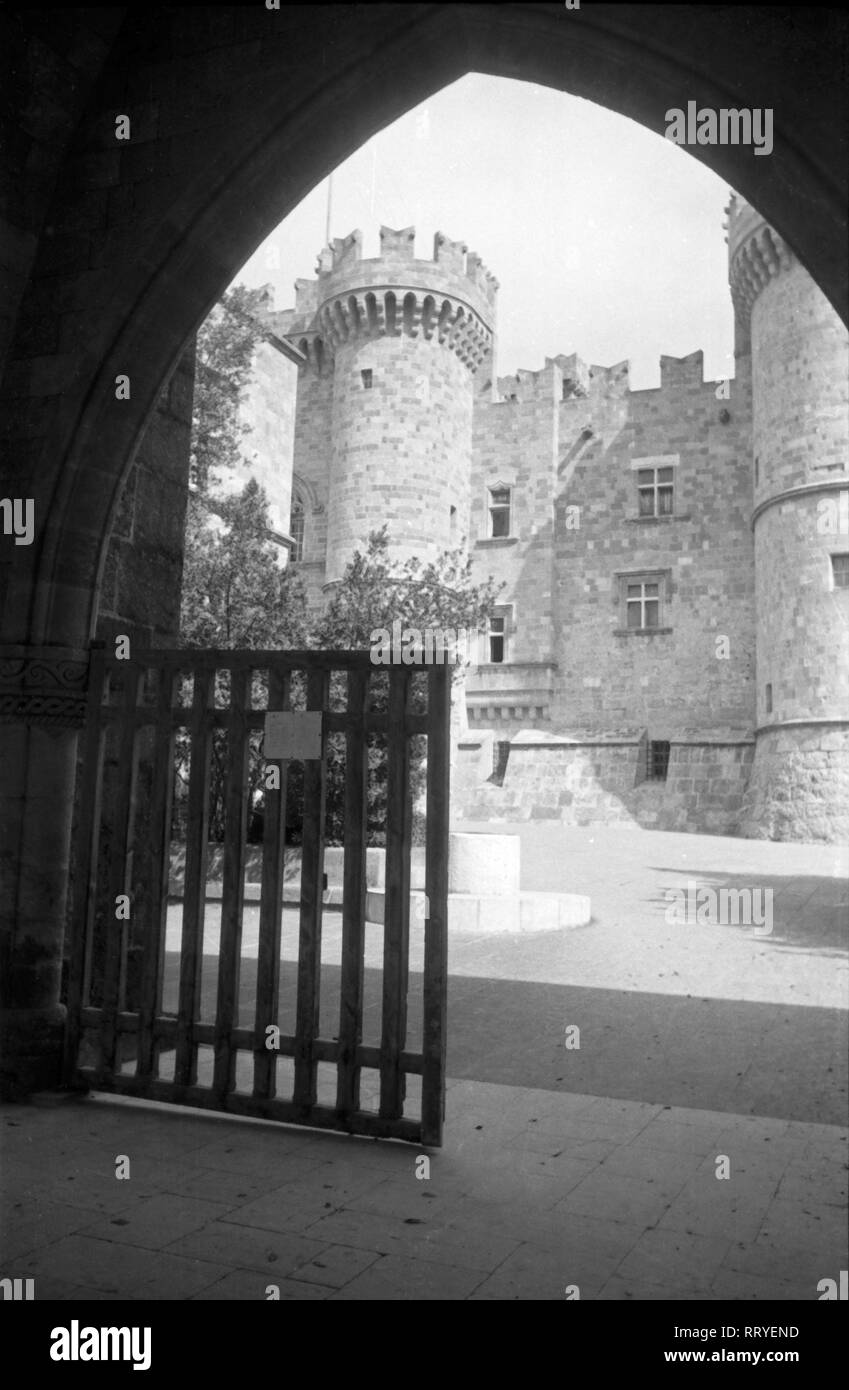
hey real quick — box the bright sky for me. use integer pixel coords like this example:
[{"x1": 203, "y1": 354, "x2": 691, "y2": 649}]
[{"x1": 233, "y1": 74, "x2": 738, "y2": 391}]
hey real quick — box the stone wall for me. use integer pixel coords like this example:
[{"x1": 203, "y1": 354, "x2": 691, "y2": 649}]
[
  {"x1": 738, "y1": 725, "x2": 849, "y2": 842},
  {"x1": 550, "y1": 352, "x2": 755, "y2": 736},
  {"x1": 96, "y1": 344, "x2": 195, "y2": 649},
  {"x1": 328, "y1": 330, "x2": 473, "y2": 580},
  {"x1": 456, "y1": 732, "x2": 754, "y2": 835},
  {"x1": 734, "y1": 205, "x2": 849, "y2": 842}
]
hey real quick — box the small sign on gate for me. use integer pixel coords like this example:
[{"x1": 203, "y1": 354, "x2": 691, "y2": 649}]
[{"x1": 263, "y1": 710, "x2": 323, "y2": 760}]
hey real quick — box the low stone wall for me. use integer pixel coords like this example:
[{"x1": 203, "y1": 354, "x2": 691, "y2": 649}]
[{"x1": 455, "y1": 733, "x2": 754, "y2": 836}]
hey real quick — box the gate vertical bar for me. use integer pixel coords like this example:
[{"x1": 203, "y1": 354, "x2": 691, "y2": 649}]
[
  {"x1": 99, "y1": 664, "x2": 142, "y2": 1079},
  {"x1": 64, "y1": 643, "x2": 107, "y2": 1081},
  {"x1": 421, "y1": 664, "x2": 450, "y2": 1146},
  {"x1": 335, "y1": 667, "x2": 369, "y2": 1118},
  {"x1": 174, "y1": 668, "x2": 213, "y2": 1087},
  {"x1": 136, "y1": 663, "x2": 176, "y2": 1079},
  {"x1": 379, "y1": 665, "x2": 412, "y2": 1121},
  {"x1": 253, "y1": 668, "x2": 289, "y2": 1100},
  {"x1": 212, "y1": 666, "x2": 250, "y2": 1101},
  {"x1": 293, "y1": 666, "x2": 328, "y2": 1109}
]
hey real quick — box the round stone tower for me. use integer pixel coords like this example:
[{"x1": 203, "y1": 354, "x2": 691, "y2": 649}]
[
  {"x1": 728, "y1": 195, "x2": 849, "y2": 841},
  {"x1": 310, "y1": 226, "x2": 496, "y2": 583}
]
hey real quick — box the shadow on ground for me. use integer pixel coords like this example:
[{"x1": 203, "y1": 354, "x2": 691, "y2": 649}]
[{"x1": 156, "y1": 955, "x2": 848, "y2": 1126}]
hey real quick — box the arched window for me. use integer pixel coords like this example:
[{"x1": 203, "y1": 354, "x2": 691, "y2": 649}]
[{"x1": 290, "y1": 493, "x2": 305, "y2": 562}]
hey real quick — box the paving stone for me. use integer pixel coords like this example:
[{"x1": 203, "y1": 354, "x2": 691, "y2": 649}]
[
  {"x1": 555, "y1": 1168, "x2": 687, "y2": 1227},
  {"x1": 596, "y1": 1274, "x2": 705, "y2": 1300},
  {"x1": 301, "y1": 1207, "x2": 521, "y2": 1273},
  {"x1": 76, "y1": 1193, "x2": 233, "y2": 1249},
  {"x1": 14, "y1": 1234, "x2": 228, "y2": 1299},
  {"x1": 163, "y1": 1220, "x2": 326, "y2": 1275},
  {"x1": 154, "y1": 1166, "x2": 278, "y2": 1207},
  {"x1": 656, "y1": 1173, "x2": 781, "y2": 1242},
  {"x1": 191, "y1": 1269, "x2": 332, "y2": 1300},
  {"x1": 187, "y1": 1136, "x2": 328, "y2": 1178},
  {"x1": 222, "y1": 1172, "x2": 389, "y2": 1235},
  {"x1": 710, "y1": 1268, "x2": 817, "y2": 1301},
  {"x1": 614, "y1": 1227, "x2": 733, "y2": 1294},
  {"x1": 288, "y1": 1244, "x2": 381, "y2": 1288},
  {"x1": 328, "y1": 1253, "x2": 483, "y2": 1300}
]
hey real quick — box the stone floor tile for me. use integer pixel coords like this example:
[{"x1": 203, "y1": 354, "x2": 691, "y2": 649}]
[
  {"x1": 76, "y1": 1193, "x2": 233, "y2": 1250},
  {"x1": 614, "y1": 1227, "x2": 732, "y2": 1294},
  {"x1": 301, "y1": 1206, "x2": 521, "y2": 1272},
  {"x1": 288, "y1": 1244, "x2": 381, "y2": 1288},
  {"x1": 555, "y1": 1168, "x2": 687, "y2": 1227},
  {"x1": 14, "y1": 1234, "x2": 228, "y2": 1299},
  {"x1": 328, "y1": 1253, "x2": 483, "y2": 1300},
  {"x1": 710, "y1": 1267, "x2": 817, "y2": 1301},
  {"x1": 596, "y1": 1274, "x2": 706, "y2": 1300},
  {"x1": 163, "y1": 1220, "x2": 326, "y2": 1275},
  {"x1": 655, "y1": 1173, "x2": 778, "y2": 1241},
  {"x1": 0, "y1": 1199, "x2": 107, "y2": 1261},
  {"x1": 191, "y1": 1269, "x2": 332, "y2": 1300}
]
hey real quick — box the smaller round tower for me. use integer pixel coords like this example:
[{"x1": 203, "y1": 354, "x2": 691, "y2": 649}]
[
  {"x1": 728, "y1": 195, "x2": 849, "y2": 842},
  {"x1": 309, "y1": 226, "x2": 497, "y2": 583}
]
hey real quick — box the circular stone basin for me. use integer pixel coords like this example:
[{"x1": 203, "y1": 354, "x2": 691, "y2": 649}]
[{"x1": 448, "y1": 832, "x2": 520, "y2": 896}]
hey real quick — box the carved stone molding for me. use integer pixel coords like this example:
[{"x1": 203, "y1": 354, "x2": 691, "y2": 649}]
[
  {"x1": 0, "y1": 645, "x2": 90, "y2": 727},
  {"x1": 729, "y1": 223, "x2": 795, "y2": 324},
  {"x1": 315, "y1": 286, "x2": 493, "y2": 373}
]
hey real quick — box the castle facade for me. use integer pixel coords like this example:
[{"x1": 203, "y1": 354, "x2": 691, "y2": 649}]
[{"x1": 243, "y1": 199, "x2": 848, "y2": 843}]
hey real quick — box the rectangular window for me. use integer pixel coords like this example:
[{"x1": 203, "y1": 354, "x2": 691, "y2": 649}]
[
  {"x1": 831, "y1": 553, "x2": 849, "y2": 589},
  {"x1": 626, "y1": 579, "x2": 660, "y2": 629},
  {"x1": 361, "y1": 369, "x2": 373, "y2": 389},
  {"x1": 637, "y1": 466, "x2": 674, "y2": 517},
  {"x1": 646, "y1": 740, "x2": 670, "y2": 782},
  {"x1": 290, "y1": 501, "x2": 304, "y2": 562},
  {"x1": 488, "y1": 615, "x2": 506, "y2": 663},
  {"x1": 489, "y1": 486, "x2": 511, "y2": 538},
  {"x1": 766, "y1": 683, "x2": 773, "y2": 714}
]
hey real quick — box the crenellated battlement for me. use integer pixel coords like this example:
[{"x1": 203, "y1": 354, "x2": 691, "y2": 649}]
[
  {"x1": 493, "y1": 349, "x2": 727, "y2": 403},
  {"x1": 315, "y1": 285, "x2": 491, "y2": 372},
  {"x1": 727, "y1": 194, "x2": 795, "y2": 323},
  {"x1": 282, "y1": 225, "x2": 497, "y2": 374},
  {"x1": 313, "y1": 226, "x2": 498, "y2": 316}
]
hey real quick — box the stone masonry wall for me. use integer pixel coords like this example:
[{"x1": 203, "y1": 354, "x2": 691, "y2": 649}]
[
  {"x1": 458, "y1": 735, "x2": 754, "y2": 834},
  {"x1": 740, "y1": 243, "x2": 849, "y2": 842},
  {"x1": 327, "y1": 331, "x2": 473, "y2": 582},
  {"x1": 455, "y1": 346, "x2": 758, "y2": 831},
  {"x1": 470, "y1": 361, "x2": 559, "y2": 669},
  {"x1": 96, "y1": 344, "x2": 195, "y2": 649}
]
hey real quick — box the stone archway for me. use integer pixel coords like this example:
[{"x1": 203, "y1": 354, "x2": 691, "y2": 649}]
[{"x1": 1, "y1": 2, "x2": 846, "y2": 1092}]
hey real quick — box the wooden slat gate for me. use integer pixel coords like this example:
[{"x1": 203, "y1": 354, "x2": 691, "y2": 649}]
[{"x1": 65, "y1": 647, "x2": 450, "y2": 1145}]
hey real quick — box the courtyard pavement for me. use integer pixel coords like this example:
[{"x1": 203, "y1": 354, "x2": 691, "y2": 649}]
[{"x1": 1, "y1": 826, "x2": 846, "y2": 1300}]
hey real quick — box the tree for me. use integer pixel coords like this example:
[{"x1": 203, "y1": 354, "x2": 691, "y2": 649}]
[
  {"x1": 179, "y1": 480, "x2": 309, "y2": 842},
  {"x1": 190, "y1": 284, "x2": 270, "y2": 494},
  {"x1": 315, "y1": 526, "x2": 503, "y2": 656},
  {"x1": 315, "y1": 527, "x2": 504, "y2": 844},
  {"x1": 181, "y1": 479, "x2": 309, "y2": 651}
]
